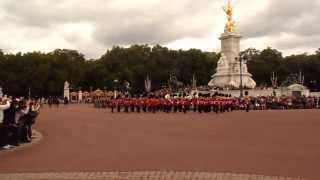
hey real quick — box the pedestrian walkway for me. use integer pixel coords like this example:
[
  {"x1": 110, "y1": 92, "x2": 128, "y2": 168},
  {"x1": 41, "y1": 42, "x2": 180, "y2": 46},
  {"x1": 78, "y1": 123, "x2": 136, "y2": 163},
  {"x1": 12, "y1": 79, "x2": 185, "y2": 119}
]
[{"x1": 0, "y1": 171, "x2": 307, "y2": 180}]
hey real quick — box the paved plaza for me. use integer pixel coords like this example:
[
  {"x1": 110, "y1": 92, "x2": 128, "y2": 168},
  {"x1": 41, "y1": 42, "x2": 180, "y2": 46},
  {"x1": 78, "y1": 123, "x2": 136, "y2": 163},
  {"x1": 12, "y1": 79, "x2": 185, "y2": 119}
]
[
  {"x1": 0, "y1": 105, "x2": 319, "y2": 180},
  {"x1": 0, "y1": 171, "x2": 308, "y2": 180}
]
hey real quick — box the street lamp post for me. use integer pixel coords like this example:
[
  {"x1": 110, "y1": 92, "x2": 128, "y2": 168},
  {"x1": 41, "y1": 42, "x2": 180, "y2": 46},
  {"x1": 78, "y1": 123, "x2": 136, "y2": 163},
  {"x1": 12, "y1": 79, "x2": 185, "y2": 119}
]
[
  {"x1": 89, "y1": 86, "x2": 93, "y2": 103},
  {"x1": 28, "y1": 87, "x2": 31, "y2": 100},
  {"x1": 239, "y1": 58, "x2": 243, "y2": 98},
  {"x1": 237, "y1": 55, "x2": 248, "y2": 98},
  {"x1": 271, "y1": 72, "x2": 278, "y2": 96}
]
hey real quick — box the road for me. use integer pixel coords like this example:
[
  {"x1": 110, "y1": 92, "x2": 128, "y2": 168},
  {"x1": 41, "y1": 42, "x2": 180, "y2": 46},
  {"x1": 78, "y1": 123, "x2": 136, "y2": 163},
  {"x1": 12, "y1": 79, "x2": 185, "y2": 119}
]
[{"x1": 0, "y1": 105, "x2": 319, "y2": 180}]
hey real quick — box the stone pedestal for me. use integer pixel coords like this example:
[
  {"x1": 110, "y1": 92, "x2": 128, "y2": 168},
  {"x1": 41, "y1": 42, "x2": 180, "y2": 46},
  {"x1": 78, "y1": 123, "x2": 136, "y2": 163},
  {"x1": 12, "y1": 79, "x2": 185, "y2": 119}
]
[{"x1": 208, "y1": 32, "x2": 256, "y2": 89}]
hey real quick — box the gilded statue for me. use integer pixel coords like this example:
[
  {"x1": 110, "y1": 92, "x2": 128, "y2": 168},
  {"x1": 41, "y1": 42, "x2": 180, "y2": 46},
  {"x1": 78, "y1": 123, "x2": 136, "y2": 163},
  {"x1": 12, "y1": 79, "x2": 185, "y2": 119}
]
[{"x1": 223, "y1": 1, "x2": 236, "y2": 33}]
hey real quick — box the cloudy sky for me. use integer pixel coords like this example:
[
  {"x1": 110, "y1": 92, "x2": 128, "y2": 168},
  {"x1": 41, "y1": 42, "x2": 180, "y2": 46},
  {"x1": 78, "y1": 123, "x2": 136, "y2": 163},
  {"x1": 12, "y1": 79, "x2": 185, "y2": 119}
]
[{"x1": 0, "y1": 0, "x2": 319, "y2": 59}]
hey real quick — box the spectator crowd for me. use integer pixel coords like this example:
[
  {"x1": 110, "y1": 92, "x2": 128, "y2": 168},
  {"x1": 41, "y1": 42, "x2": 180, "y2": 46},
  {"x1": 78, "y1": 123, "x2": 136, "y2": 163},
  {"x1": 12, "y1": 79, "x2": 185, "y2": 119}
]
[{"x1": 0, "y1": 96, "x2": 40, "y2": 150}]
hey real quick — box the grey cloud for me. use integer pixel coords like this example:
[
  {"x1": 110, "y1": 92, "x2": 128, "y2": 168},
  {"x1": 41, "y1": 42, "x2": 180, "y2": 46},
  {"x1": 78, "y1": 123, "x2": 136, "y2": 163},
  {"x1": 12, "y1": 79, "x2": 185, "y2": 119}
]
[
  {"x1": 241, "y1": 0, "x2": 320, "y2": 38},
  {"x1": 0, "y1": 0, "x2": 319, "y2": 58},
  {"x1": 91, "y1": 0, "x2": 218, "y2": 46},
  {"x1": 93, "y1": 13, "x2": 212, "y2": 46},
  {"x1": 238, "y1": 0, "x2": 320, "y2": 52},
  {"x1": 274, "y1": 35, "x2": 320, "y2": 50},
  {"x1": 2, "y1": 1, "x2": 71, "y2": 27},
  {"x1": 2, "y1": 0, "x2": 217, "y2": 46}
]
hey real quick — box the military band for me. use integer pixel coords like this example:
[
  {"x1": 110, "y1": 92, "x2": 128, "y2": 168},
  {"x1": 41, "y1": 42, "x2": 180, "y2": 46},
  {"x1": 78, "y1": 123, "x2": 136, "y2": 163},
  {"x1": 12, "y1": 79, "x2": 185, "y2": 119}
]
[{"x1": 95, "y1": 96, "x2": 241, "y2": 114}]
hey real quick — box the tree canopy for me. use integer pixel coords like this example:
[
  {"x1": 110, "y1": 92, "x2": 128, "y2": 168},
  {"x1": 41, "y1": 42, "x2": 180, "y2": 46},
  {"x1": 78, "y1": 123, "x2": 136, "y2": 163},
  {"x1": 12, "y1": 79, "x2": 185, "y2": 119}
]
[{"x1": 0, "y1": 45, "x2": 319, "y2": 97}]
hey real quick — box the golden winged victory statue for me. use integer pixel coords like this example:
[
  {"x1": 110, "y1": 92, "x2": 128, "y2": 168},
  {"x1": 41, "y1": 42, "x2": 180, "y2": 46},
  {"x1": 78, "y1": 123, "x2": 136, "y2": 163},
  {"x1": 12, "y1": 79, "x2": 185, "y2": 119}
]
[{"x1": 223, "y1": 0, "x2": 236, "y2": 33}]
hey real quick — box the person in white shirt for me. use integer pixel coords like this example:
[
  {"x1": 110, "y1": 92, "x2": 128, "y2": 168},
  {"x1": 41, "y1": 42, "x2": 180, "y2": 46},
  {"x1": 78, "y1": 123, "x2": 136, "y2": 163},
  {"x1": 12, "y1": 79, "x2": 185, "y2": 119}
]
[
  {"x1": 0, "y1": 97, "x2": 11, "y2": 149},
  {"x1": 0, "y1": 97, "x2": 10, "y2": 124}
]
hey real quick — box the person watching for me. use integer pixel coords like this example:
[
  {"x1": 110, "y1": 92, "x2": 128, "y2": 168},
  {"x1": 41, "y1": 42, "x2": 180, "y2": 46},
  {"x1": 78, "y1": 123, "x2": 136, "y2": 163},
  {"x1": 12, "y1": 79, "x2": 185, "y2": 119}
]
[{"x1": 0, "y1": 97, "x2": 11, "y2": 149}]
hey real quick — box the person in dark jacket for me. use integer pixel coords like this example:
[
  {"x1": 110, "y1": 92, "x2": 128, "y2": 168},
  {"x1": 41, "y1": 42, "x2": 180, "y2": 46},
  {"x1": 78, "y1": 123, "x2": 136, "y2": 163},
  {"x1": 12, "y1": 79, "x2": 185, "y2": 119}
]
[{"x1": 3, "y1": 99, "x2": 19, "y2": 146}]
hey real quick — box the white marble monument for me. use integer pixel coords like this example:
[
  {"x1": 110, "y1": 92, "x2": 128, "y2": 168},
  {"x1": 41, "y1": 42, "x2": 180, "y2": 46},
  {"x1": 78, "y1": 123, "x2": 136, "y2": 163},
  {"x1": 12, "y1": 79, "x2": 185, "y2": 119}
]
[
  {"x1": 63, "y1": 81, "x2": 70, "y2": 100},
  {"x1": 78, "y1": 90, "x2": 83, "y2": 103},
  {"x1": 208, "y1": 1, "x2": 256, "y2": 89}
]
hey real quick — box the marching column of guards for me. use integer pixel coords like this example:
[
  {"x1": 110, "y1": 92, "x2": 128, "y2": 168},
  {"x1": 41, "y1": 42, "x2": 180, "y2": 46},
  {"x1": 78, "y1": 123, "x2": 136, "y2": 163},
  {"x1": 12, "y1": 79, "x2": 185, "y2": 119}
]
[{"x1": 95, "y1": 97, "x2": 245, "y2": 113}]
